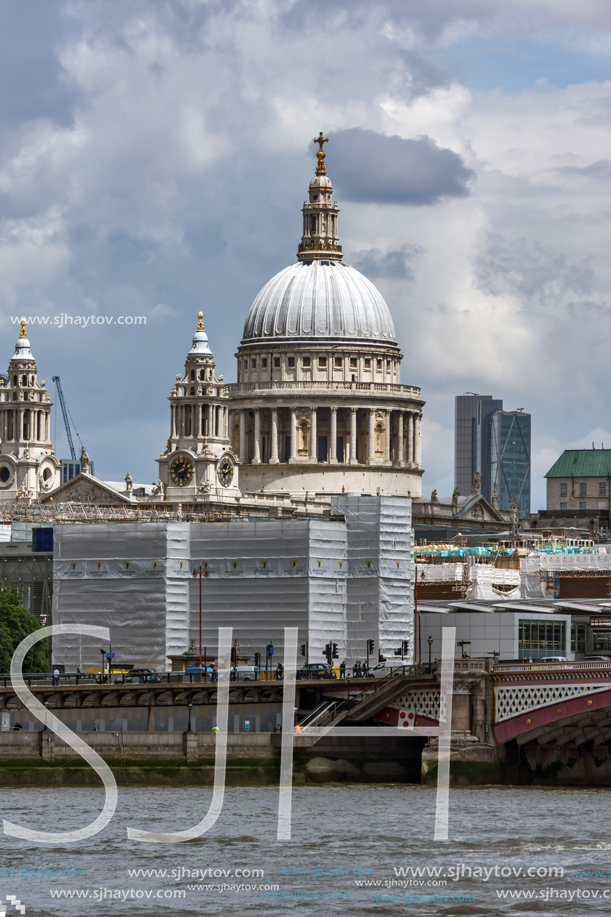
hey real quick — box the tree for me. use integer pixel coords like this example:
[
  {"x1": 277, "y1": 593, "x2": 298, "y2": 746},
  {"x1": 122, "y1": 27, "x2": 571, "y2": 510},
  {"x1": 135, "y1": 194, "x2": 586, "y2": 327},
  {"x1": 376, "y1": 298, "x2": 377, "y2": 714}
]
[{"x1": 0, "y1": 584, "x2": 47, "y2": 673}]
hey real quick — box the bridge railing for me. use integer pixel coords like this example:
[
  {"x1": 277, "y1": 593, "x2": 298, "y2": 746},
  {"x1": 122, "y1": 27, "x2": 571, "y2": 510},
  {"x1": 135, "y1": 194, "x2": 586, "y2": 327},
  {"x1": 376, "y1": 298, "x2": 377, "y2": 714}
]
[{"x1": 494, "y1": 660, "x2": 611, "y2": 674}]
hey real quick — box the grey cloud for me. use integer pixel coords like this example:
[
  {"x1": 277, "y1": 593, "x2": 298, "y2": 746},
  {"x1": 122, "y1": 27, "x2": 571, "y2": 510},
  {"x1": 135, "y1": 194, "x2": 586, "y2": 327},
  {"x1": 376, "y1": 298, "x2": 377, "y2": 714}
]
[
  {"x1": 556, "y1": 160, "x2": 611, "y2": 180},
  {"x1": 329, "y1": 129, "x2": 474, "y2": 206},
  {"x1": 477, "y1": 233, "x2": 597, "y2": 303},
  {"x1": 350, "y1": 245, "x2": 424, "y2": 280}
]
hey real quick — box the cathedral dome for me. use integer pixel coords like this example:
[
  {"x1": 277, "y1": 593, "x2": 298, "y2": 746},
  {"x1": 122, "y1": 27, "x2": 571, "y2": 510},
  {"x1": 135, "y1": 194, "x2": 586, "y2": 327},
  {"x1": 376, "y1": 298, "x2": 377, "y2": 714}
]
[{"x1": 240, "y1": 259, "x2": 397, "y2": 347}]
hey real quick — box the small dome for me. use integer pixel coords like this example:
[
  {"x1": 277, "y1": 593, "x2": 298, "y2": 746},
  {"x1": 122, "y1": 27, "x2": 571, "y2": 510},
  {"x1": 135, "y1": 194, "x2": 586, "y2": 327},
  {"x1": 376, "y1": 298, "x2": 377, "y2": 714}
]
[
  {"x1": 11, "y1": 337, "x2": 33, "y2": 361},
  {"x1": 241, "y1": 260, "x2": 397, "y2": 346},
  {"x1": 188, "y1": 329, "x2": 212, "y2": 356},
  {"x1": 310, "y1": 174, "x2": 332, "y2": 190}
]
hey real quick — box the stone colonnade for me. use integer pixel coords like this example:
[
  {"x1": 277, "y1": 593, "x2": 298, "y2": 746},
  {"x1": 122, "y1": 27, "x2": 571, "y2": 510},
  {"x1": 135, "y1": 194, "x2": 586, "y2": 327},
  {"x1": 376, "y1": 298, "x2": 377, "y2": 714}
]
[
  {"x1": 233, "y1": 405, "x2": 422, "y2": 466},
  {"x1": 0, "y1": 407, "x2": 50, "y2": 443},
  {"x1": 171, "y1": 403, "x2": 229, "y2": 440}
]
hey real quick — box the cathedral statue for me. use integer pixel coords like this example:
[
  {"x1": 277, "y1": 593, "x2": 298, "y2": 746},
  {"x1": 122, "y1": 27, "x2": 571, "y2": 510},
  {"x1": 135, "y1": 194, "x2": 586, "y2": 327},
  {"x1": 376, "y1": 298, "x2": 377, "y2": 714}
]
[
  {"x1": 80, "y1": 446, "x2": 90, "y2": 474},
  {"x1": 491, "y1": 490, "x2": 499, "y2": 508},
  {"x1": 471, "y1": 472, "x2": 482, "y2": 494},
  {"x1": 124, "y1": 472, "x2": 133, "y2": 495}
]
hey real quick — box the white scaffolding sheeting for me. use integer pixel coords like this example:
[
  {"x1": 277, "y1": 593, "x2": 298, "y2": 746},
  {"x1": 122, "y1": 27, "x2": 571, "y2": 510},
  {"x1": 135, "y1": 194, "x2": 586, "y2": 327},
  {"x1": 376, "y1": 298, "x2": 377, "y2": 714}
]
[
  {"x1": 521, "y1": 554, "x2": 611, "y2": 574},
  {"x1": 52, "y1": 496, "x2": 415, "y2": 670},
  {"x1": 188, "y1": 519, "x2": 347, "y2": 665},
  {"x1": 332, "y1": 495, "x2": 413, "y2": 663},
  {"x1": 416, "y1": 563, "x2": 465, "y2": 582},
  {"x1": 53, "y1": 523, "x2": 189, "y2": 671}
]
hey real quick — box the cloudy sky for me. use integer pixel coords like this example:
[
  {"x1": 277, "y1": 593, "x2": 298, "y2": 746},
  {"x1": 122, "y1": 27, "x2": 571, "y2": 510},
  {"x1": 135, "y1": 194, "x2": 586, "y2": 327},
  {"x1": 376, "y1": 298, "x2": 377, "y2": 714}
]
[{"x1": 2, "y1": 0, "x2": 611, "y2": 509}]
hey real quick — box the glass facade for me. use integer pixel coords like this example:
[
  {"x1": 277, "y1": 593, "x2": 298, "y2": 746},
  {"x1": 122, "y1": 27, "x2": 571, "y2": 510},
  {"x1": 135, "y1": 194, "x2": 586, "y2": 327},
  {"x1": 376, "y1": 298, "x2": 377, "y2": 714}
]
[
  {"x1": 518, "y1": 619, "x2": 566, "y2": 659},
  {"x1": 490, "y1": 411, "x2": 531, "y2": 519},
  {"x1": 454, "y1": 394, "x2": 502, "y2": 498}
]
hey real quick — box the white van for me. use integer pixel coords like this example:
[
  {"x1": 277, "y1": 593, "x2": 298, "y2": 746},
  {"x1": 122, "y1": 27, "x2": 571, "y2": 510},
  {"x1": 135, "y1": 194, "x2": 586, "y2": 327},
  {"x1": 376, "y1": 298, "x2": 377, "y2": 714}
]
[{"x1": 234, "y1": 666, "x2": 260, "y2": 681}]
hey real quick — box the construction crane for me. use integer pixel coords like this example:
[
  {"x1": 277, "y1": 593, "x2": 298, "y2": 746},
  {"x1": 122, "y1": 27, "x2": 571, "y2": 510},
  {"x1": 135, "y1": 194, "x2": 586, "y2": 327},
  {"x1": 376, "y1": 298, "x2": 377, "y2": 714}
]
[{"x1": 52, "y1": 376, "x2": 84, "y2": 461}]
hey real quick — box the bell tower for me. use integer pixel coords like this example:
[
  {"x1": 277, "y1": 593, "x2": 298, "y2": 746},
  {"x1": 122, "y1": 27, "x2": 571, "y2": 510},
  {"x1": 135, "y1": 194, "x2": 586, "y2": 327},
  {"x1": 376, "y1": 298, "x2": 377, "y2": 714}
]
[
  {"x1": 157, "y1": 313, "x2": 239, "y2": 499},
  {"x1": 0, "y1": 321, "x2": 61, "y2": 501}
]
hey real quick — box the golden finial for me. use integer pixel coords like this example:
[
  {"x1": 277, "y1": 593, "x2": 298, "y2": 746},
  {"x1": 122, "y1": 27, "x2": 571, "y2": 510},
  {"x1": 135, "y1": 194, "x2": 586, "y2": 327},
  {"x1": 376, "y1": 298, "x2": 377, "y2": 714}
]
[
  {"x1": 197, "y1": 311, "x2": 204, "y2": 331},
  {"x1": 314, "y1": 132, "x2": 328, "y2": 174},
  {"x1": 19, "y1": 318, "x2": 27, "y2": 338}
]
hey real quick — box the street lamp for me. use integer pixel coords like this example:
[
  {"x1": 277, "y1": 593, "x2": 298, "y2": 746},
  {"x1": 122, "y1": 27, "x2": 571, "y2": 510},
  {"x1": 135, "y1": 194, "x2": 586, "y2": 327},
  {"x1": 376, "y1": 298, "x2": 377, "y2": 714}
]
[
  {"x1": 427, "y1": 636, "x2": 433, "y2": 673},
  {"x1": 187, "y1": 702, "x2": 193, "y2": 733},
  {"x1": 192, "y1": 564, "x2": 209, "y2": 683}
]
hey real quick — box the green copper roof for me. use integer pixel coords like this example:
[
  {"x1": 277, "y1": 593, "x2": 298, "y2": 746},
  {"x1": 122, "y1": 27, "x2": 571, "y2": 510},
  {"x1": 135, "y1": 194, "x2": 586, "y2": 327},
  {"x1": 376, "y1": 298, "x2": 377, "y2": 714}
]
[{"x1": 545, "y1": 449, "x2": 611, "y2": 478}]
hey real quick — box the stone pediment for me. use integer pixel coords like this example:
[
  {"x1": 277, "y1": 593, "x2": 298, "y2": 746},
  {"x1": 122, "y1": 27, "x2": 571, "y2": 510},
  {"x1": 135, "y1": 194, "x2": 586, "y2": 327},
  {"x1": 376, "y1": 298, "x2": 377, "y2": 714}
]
[
  {"x1": 413, "y1": 492, "x2": 509, "y2": 528},
  {"x1": 41, "y1": 472, "x2": 135, "y2": 506}
]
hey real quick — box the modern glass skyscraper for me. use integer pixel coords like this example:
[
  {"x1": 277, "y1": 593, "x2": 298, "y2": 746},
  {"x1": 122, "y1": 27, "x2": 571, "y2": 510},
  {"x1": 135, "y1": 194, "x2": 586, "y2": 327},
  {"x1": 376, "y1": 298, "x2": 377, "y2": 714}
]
[
  {"x1": 455, "y1": 395, "x2": 531, "y2": 517},
  {"x1": 454, "y1": 394, "x2": 502, "y2": 499},
  {"x1": 490, "y1": 411, "x2": 531, "y2": 519}
]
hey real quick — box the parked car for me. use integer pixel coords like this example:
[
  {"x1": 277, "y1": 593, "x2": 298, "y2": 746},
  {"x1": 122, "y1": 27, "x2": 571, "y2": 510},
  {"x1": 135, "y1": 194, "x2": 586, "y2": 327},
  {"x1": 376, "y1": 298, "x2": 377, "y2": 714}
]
[
  {"x1": 539, "y1": 656, "x2": 568, "y2": 663},
  {"x1": 296, "y1": 663, "x2": 337, "y2": 680},
  {"x1": 372, "y1": 659, "x2": 409, "y2": 675},
  {"x1": 186, "y1": 666, "x2": 215, "y2": 678},
  {"x1": 125, "y1": 668, "x2": 159, "y2": 683}
]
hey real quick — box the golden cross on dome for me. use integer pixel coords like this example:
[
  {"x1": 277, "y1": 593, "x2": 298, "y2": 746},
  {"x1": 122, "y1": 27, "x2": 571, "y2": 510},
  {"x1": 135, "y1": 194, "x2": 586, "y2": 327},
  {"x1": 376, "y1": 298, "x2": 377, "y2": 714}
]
[
  {"x1": 19, "y1": 319, "x2": 27, "y2": 338},
  {"x1": 313, "y1": 132, "x2": 329, "y2": 174},
  {"x1": 197, "y1": 311, "x2": 204, "y2": 331}
]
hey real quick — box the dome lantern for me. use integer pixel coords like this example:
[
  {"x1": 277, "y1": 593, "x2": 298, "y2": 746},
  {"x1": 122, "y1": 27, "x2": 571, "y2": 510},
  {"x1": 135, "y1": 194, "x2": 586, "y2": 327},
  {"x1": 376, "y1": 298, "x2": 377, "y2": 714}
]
[{"x1": 298, "y1": 132, "x2": 342, "y2": 263}]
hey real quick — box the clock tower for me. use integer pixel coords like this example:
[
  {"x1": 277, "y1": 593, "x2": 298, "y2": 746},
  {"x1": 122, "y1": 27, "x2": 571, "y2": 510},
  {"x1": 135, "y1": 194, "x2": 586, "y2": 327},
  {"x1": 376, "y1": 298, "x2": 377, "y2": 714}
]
[{"x1": 157, "y1": 313, "x2": 239, "y2": 500}]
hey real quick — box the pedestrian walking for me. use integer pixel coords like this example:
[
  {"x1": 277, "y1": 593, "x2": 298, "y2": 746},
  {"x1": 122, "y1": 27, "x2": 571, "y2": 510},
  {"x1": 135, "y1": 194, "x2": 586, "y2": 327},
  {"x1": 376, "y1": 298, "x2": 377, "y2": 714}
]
[
  {"x1": 276, "y1": 662, "x2": 284, "y2": 681},
  {"x1": 52, "y1": 668, "x2": 60, "y2": 686},
  {"x1": 212, "y1": 664, "x2": 218, "y2": 683}
]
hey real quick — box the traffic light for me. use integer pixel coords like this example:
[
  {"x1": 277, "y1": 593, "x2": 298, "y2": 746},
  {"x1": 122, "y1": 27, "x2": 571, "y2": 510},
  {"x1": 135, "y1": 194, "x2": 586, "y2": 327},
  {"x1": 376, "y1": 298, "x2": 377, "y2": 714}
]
[
  {"x1": 300, "y1": 643, "x2": 308, "y2": 657},
  {"x1": 401, "y1": 640, "x2": 409, "y2": 656},
  {"x1": 394, "y1": 647, "x2": 402, "y2": 655},
  {"x1": 324, "y1": 643, "x2": 332, "y2": 664},
  {"x1": 367, "y1": 639, "x2": 374, "y2": 655},
  {"x1": 267, "y1": 642, "x2": 274, "y2": 657},
  {"x1": 254, "y1": 652, "x2": 261, "y2": 668},
  {"x1": 332, "y1": 642, "x2": 339, "y2": 660}
]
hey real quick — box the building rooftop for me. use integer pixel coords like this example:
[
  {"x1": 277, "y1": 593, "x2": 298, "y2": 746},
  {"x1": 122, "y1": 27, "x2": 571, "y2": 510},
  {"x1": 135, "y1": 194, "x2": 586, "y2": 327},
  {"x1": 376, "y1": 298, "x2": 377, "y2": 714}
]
[{"x1": 545, "y1": 449, "x2": 611, "y2": 479}]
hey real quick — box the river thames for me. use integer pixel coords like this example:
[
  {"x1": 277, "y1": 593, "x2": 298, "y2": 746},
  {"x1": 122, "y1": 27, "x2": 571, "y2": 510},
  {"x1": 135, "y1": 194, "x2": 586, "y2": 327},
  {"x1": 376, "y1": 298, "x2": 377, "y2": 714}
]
[{"x1": 0, "y1": 784, "x2": 610, "y2": 915}]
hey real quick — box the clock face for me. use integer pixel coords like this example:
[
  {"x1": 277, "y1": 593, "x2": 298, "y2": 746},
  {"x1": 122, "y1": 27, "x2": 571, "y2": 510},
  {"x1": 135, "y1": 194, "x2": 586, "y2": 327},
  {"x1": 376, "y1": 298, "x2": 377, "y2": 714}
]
[
  {"x1": 218, "y1": 456, "x2": 234, "y2": 487},
  {"x1": 170, "y1": 456, "x2": 194, "y2": 486}
]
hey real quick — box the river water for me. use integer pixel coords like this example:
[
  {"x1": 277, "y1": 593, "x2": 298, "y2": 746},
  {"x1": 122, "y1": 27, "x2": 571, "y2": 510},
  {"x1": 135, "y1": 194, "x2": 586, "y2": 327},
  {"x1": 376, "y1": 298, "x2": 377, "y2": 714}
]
[{"x1": 0, "y1": 785, "x2": 610, "y2": 915}]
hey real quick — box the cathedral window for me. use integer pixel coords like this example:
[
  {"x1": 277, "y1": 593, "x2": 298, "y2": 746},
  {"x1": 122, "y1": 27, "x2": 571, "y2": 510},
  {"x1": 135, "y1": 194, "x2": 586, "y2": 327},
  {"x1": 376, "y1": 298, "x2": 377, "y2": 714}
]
[
  {"x1": 349, "y1": 358, "x2": 357, "y2": 369},
  {"x1": 244, "y1": 359, "x2": 248, "y2": 369},
  {"x1": 261, "y1": 358, "x2": 268, "y2": 368},
  {"x1": 21, "y1": 375, "x2": 27, "y2": 386},
  {"x1": 251, "y1": 358, "x2": 256, "y2": 368},
  {"x1": 288, "y1": 357, "x2": 295, "y2": 367},
  {"x1": 190, "y1": 370, "x2": 195, "y2": 380},
  {"x1": 376, "y1": 359, "x2": 382, "y2": 370},
  {"x1": 12, "y1": 376, "x2": 16, "y2": 386},
  {"x1": 274, "y1": 357, "x2": 280, "y2": 368},
  {"x1": 334, "y1": 357, "x2": 342, "y2": 367},
  {"x1": 310, "y1": 216, "x2": 316, "y2": 233},
  {"x1": 302, "y1": 357, "x2": 311, "y2": 367},
  {"x1": 190, "y1": 387, "x2": 195, "y2": 395},
  {"x1": 364, "y1": 358, "x2": 371, "y2": 368},
  {"x1": 318, "y1": 356, "x2": 327, "y2": 367},
  {"x1": 199, "y1": 370, "x2": 205, "y2": 381},
  {"x1": 386, "y1": 360, "x2": 391, "y2": 371}
]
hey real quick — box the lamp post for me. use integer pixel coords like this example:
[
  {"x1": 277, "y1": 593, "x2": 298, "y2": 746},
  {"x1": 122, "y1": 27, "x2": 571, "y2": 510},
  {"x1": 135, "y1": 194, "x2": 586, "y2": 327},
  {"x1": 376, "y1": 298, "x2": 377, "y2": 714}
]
[
  {"x1": 187, "y1": 702, "x2": 193, "y2": 733},
  {"x1": 427, "y1": 636, "x2": 433, "y2": 673},
  {"x1": 192, "y1": 564, "x2": 209, "y2": 683}
]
